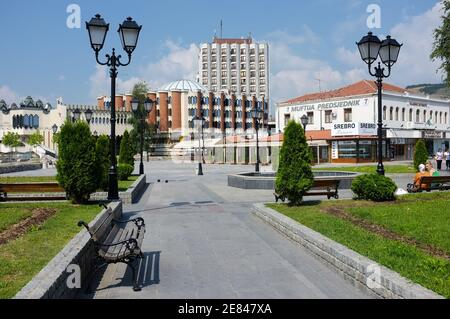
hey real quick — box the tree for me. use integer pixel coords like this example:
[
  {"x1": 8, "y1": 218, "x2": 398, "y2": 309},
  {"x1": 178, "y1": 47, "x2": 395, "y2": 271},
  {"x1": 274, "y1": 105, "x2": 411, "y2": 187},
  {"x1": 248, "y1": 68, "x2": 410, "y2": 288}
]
[
  {"x1": 119, "y1": 130, "x2": 135, "y2": 168},
  {"x1": 2, "y1": 132, "x2": 21, "y2": 147},
  {"x1": 431, "y1": 0, "x2": 450, "y2": 85},
  {"x1": 95, "y1": 135, "x2": 110, "y2": 191},
  {"x1": 413, "y1": 139, "x2": 429, "y2": 172},
  {"x1": 275, "y1": 121, "x2": 314, "y2": 205},
  {"x1": 27, "y1": 131, "x2": 44, "y2": 146},
  {"x1": 56, "y1": 120, "x2": 97, "y2": 203}
]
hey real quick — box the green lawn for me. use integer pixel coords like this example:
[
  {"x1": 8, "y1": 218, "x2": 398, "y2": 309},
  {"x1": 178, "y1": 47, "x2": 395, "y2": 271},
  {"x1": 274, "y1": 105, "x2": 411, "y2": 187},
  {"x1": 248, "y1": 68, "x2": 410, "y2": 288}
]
[
  {"x1": 268, "y1": 192, "x2": 450, "y2": 298},
  {"x1": 0, "y1": 202, "x2": 101, "y2": 299},
  {"x1": 0, "y1": 175, "x2": 139, "y2": 192},
  {"x1": 313, "y1": 165, "x2": 415, "y2": 174}
]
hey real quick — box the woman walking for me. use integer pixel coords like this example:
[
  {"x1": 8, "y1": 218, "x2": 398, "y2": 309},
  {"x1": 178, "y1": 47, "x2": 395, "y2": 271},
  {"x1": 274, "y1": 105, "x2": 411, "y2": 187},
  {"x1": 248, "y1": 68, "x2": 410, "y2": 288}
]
[
  {"x1": 435, "y1": 149, "x2": 444, "y2": 171},
  {"x1": 445, "y1": 148, "x2": 450, "y2": 170}
]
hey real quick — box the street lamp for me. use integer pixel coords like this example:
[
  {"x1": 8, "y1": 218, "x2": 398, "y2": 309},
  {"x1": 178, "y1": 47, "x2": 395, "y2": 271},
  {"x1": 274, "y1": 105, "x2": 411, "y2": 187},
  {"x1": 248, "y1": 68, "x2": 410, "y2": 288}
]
[
  {"x1": 300, "y1": 114, "x2": 308, "y2": 132},
  {"x1": 85, "y1": 109, "x2": 93, "y2": 125},
  {"x1": 86, "y1": 14, "x2": 142, "y2": 200},
  {"x1": 357, "y1": 32, "x2": 402, "y2": 176},
  {"x1": 72, "y1": 109, "x2": 81, "y2": 122},
  {"x1": 251, "y1": 107, "x2": 263, "y2": 173},
  {"x1": 131, "y1": 97, "x2": 153, "y2": 175},
  {"x1": 52, "y1": 124, "x2": 58, "y2": 134},
  {"x1": 193, "y1": 114, "x2": 204, "y2": 175}
]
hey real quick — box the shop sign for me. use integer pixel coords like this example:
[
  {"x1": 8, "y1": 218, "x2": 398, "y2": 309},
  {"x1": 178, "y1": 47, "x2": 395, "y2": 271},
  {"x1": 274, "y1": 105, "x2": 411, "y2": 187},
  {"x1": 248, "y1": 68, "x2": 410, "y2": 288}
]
[
  {"x1": 391, "y1": 138, "x2": 406, "y2": 145},
  {"x1": 423, "y1": 131, "x2": 443, "y2": 139},
  {"x1": 331, "y1": 141, "x2": 339, "y2": 159},
  {"x1": 332, "y1": 122, "x2": 377, "y2": 137},
  {"x1": 289, "y1": 98, "x2": 370, "y2": 113}
]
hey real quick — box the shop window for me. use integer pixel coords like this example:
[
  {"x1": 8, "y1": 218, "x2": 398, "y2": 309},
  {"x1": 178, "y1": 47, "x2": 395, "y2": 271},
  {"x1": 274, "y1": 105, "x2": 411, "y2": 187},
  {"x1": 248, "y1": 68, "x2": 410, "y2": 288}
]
[{"x1": 344, "y1": 108, "x2": 352, "y2": 122}]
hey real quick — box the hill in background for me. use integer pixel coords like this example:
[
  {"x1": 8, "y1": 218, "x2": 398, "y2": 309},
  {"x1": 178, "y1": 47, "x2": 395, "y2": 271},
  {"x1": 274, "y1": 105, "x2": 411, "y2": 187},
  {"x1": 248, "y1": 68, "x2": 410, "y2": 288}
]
[{"x1": 406, "y1": 83, "x2": 450, "y2": 98}]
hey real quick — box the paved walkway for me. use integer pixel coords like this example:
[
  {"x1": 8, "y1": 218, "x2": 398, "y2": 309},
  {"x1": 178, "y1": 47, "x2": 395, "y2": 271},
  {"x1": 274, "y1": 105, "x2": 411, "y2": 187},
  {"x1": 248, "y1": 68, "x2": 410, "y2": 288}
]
[{"x1": 87, "y1": 161, "x2": 374, "y2": 299}]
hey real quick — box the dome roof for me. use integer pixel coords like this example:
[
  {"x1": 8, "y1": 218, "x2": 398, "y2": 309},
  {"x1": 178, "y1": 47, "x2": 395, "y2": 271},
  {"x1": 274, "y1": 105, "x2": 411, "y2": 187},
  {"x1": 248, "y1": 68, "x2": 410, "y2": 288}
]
[{"x1": 159, "y1": 79, "x2": 208, "y2": 93}]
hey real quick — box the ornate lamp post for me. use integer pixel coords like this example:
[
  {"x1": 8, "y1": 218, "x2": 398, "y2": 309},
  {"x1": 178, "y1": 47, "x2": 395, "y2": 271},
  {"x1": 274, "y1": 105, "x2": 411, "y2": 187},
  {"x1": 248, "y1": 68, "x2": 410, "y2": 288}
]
[
  {"x1": 72, "y1": 108, "x2": 81, "y2": 122},
  {"x1": 86, "y1": 14, "x2": 142, "y2": 200},
  {"x1": 300, "y1": 114, "x2": 308, "y2": 132},
  {"x1": 85, "y1": 109, "x2": 93, "y2": 125},
  {"x1": 193, "y1": 114, "x2": 204, "y2": 175},
  {"x1": 357, "y1": 32, "x2": 402, "y2": 176},
  {"x1": 251, "y1": 107, "x2": 263, "y2": 173},
  {"x1": 131, "y1": 97, "x2": 153, "y2": 175}
]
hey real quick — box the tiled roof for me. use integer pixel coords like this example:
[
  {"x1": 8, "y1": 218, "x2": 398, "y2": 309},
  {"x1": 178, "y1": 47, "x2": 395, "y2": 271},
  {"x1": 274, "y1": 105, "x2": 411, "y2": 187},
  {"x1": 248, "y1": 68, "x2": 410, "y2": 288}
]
[{"x1": 282, "y1": 80, "x2": 407, "y2": 105}]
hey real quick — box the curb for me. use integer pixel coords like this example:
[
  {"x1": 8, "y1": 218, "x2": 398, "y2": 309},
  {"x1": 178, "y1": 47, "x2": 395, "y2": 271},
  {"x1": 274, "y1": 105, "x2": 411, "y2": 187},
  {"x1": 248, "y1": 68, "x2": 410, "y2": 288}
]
[{"x1": 252, "y1": 203, "x2": 444, "y2": 299}]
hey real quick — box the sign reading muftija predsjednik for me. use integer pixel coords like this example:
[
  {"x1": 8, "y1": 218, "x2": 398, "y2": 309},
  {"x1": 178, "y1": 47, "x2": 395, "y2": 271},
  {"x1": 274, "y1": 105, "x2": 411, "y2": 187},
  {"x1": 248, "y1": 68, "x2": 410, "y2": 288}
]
[
  {"x1": 288, "y1": 98, "x2": 370, "y2": 113},
  {"x1": 332, "y1": 122, "x2": 377, "y2": 137}
]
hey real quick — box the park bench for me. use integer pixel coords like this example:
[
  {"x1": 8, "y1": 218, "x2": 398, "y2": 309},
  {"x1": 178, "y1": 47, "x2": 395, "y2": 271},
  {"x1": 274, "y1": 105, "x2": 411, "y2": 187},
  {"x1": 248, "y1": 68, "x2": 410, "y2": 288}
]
[
  {"x1": 0, "y1": 182, "x2": 65, "y2": 201},
  {"x1": 407, "y1": 175, "x2": 450, "y2": 193},
  {"x1": 78, "y1": 205, "x2": 146, "y2": 292},
  {"x1": 274, "y1": 179, "x2": 340, "y2": 203}
]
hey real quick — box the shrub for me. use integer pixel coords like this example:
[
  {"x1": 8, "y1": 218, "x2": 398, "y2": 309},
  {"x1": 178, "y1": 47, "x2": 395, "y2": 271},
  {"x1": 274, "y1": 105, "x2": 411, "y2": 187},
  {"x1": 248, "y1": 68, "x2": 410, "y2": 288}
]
[
  {"x1": 95, "y1": 135, "x2": 110, "y2": 191},
  {"x1": 118, "y1": 163, "x2": 134, "y2": 181},
  {"x1": 27, "y1": 131, "x2": 44, "y2": 146},
  {"x1": 351, "y1": 174, "x2": 397, "y2": 202},
  {"x1": 413, "y1": 139, "x2": 429, "y2": 172},
  {"x1": 119, "y1": 130, "x2": 135, "y2": 168},
  {"x1": 2, "y1": 132, "x2": 21, "y2": 147},
  {"x1": 275, "y1": 121, "x2": 314, "y2": 205},
  {"x1": 56, "y1": 120, "x2": 97, "y2": 203}
]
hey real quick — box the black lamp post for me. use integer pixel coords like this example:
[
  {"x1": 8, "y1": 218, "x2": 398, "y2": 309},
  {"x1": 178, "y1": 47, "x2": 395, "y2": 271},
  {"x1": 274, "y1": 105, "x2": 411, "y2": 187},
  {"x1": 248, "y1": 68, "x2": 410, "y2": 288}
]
[
  {"x1": 86, "y1": 14, "x2": 142, "y2": 200},
  {"x1": 132, "y1": 97, "x2": 153, "y2": 175},
  {"x1": 52, "y1": 124, "x2": 58, "y2": 134},
  {"x1": 357, "y1": 32, "x2": 402, "y2": 176},
  {"x1": 85, "y1": 109, "x2": 93, "y2": 125},
  {"x1": 300, "y1": 114, "x2": 308, "y2": 132},
  {"x1": 72, "y1": 108, "x2": 81, "y2": 122},
  {"x1": 251, "y1": 107, "x2": 263, "y2": 173},
  {"x1": 193, "y1": 114, "x2": 204, "y2": 175}
]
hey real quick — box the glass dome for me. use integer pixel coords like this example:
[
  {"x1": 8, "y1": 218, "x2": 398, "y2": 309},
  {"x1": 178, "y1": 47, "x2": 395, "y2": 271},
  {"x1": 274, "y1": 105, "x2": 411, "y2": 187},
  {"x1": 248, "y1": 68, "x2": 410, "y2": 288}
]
[{"x1": 159, "y1": 79, "x2": 208, "y2": 93}]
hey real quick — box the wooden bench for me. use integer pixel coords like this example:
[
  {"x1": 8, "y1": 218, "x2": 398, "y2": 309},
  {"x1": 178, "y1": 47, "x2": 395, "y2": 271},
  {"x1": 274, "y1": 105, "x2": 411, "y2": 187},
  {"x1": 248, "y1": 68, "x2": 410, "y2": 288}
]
[
  {"x1": 78, "y1": 205, "x2": 146, "y2": 292},
  {"x1": 0, "y1": 182, "x2": 65, "y2": 201},
  {"x1": 407, "y1": 175, "x2": 450, "y2": 193},
  {"x1": 274, "y1": 179, "x2": 340, "y2": 203}
]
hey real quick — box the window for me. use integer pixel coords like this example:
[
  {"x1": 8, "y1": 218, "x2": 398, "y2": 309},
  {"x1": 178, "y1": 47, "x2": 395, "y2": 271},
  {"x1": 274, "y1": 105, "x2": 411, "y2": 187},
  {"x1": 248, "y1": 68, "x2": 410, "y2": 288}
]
[
  {"x1": 389, "y1": 107, "x2": 393, "y2": 121},
  {"x1": 231, "y1": 71, "x2": 237, "y2": 77},
  {"x1": 395, "y1": 107, "x2": 399, "y2": 121},
  {"x1": 241, "y1": 63, "x2": 246, "y2": 70},
  {"x1": 221, "y1": 63, "x2": 227, "y2": 69},
  {"x1": 446, "y1": 112, "x2": 448, "y2": 124},
  {"x1": 202, "y1": 63, "x2": 207, "y2": 69},
  {"x1": 402, "y1": 108, "x2": 405, "y2": 121},
  {"x1": 241, "y1": 70, "x2": 246, "y2": 77},
  {"x1": 222, "y1": 79, "x2": 227, "y2": 85},
  {"x1": 202, "y1": 79, "x2": 208, "y2": 85},
  {"x1": 435, "y1": 111, "x2": 439, "y2": 123},
  {"x1": 307, "y1": 112, "x2": 314, "y2": 124},
  {"x1": 241, "y1": 78, "x2": 246, "y2": 85},
  {"x1": 344, "y1": 109, "x2": 352, "y2": 122},
  {"x1": 284, "y1": 114, "x2": 291, "y2": 126},
  {"x1": 230, "y1": 48, "x2": 236, "y2": 55},
  {"x1": 259, "y1": 71, "x2": 265, "y2": 77},
  {"x1": 259, "y1": 63, "x2": 265, "y2": 70},
  {"x1": 416, "y1": 110, "x2": 420, "y2": 123},
  {"x1": 250, "y1": 63, "x2": 256, "y2": 70},
  {"x1": 423, "y1": 110, "x2": 427, "y2": 123},
  {"x1": 325, "y1": 110, "x2": 332, "y2": 123},
  {"x1": 259, "y1": 56, "x2": 265, "y2": 63},
  {"x1": 383, "y1": 105, "x2": 386, "y2": 120},
  {"x1": 250, "y1": 48, "x2": 255, "y2": 55},
  {"x1": 240, "y1": 48, "x2": 246, "y2": 55},
  {"x1": 250, "y1": 71, "x2": 256, "y2": 78},
  {"x1": 409, "y1": 109, "x2": 413, "y2": 122},
  {"x1": 221, "y1": 71, "x2": 227, "y2": 77},
  {"x1": 241, "y1": 56, "x2": 246, "y2": 62},
  {"x1": 231, "y1": 63, "x2": 236, "y2": 70},
  {"x1": 212, "y1": 63, "x2": 217, "y2": 69}
]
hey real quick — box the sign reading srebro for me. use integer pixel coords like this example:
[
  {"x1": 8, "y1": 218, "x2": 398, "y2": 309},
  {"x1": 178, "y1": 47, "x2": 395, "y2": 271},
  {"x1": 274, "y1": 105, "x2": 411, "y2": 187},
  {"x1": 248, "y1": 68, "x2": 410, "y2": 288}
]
[{"x1": 332, "y1": 122, "x2": 377, "y2": 137}]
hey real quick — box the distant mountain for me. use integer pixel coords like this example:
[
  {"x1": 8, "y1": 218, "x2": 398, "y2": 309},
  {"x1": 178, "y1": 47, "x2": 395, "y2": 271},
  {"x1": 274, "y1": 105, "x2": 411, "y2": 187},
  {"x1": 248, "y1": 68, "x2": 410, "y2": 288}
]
[{"x1": 406, "y1": 83, "x2": 450, "y2": 98}]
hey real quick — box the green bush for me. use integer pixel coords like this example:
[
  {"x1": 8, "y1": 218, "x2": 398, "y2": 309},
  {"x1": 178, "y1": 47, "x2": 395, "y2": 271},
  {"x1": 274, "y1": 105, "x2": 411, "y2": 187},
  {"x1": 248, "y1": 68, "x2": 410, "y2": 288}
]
[
  {"x1": 413, "y1": 139, "x2": 429, "y2": 172},
  {"x1": 275, "y1": 121, "x2": 314, "y2": 205},
  {"x1": 95, "y1": 135, "x2": 110, "y2": 191},
  {"x1": 118, "y1": 163, "x2": 134, "y2": 181},
  {"x1": 119, "y1": 130, "x2": 135, "y2": 168},
  {"x1": 2, "y1": 132, "x2": 21, "y2": 147},
  {"x1": 351, "y1": 174, "x2": 397, "y2": 202},
  {"x1": 56, "y1": 120, "x2": 97, "y2": 203}
]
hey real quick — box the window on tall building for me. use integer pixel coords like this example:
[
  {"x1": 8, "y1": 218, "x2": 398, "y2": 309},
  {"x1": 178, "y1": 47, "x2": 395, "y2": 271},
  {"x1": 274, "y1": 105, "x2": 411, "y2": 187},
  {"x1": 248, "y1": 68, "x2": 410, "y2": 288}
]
[
  {"x1": 259, "y1": 56, "x2": 265, "y2": 62},
  {"x1": 259, "y1": 63, "x2": 265, "y2": 69},
  {"x1": 231, "y1": 63, "x2": 236, "y2": 69},
  {"x1": 230, "y1": 48, "x2": 236, "y2": 55},
  {"x1": 240, "y1": 63, "x2": 246, "y2": 70},
  {"x1": 221, "y1": 63, "x2": 227, "y2": 69},
  {"x1": 325, "y1": 110, "x2": 332, "y2": 123},
  {"x1": 250, "y1": 63, "x2": 256, "y2": 70},
  {"x1": 212, "y1": 63, "x2": 217, "y2": 69},
  {"x1": 240, "y1": 48, "x2": 246, "y2": 55},
  {"x1": 250, "y1": 86, "x2": 256, "y2": 93},
  {"x1": 241, "y1": 71, "x2": 246, "y2": 77},
  {"x1": 222, "y1": 79, "x2": 227, "y2": 85},
  {"x1": 202, "y1": 63, "x2": 207, "y2": 69},
  {"x1": 250, "y1": 48, "x2": 255, "y2": 55},
  {"x1": 240, "y1": 78, "x2": 246, "y2": 85},
  {"x1": 241, "y1": 56, "x2": 246, "y2": 62},
  {"x1": 250, "y1": 71, "x2": 256, "y2": 78},
  {"x1": 260, "y1": 85, "x2": 266, "y2": 92},
  {"x1": 344, "y1": 108, "x2": 352, "y2": 122},
  {"x1": 259, "y1": 71, "x2": 265, "y2": 77}
]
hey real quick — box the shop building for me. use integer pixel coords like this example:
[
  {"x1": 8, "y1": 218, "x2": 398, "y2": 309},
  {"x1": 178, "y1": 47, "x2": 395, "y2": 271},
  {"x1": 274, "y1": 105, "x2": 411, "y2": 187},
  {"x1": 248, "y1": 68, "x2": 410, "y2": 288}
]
[{"x1": 276, "y1": 80, "x2": 450, "y2": 163}]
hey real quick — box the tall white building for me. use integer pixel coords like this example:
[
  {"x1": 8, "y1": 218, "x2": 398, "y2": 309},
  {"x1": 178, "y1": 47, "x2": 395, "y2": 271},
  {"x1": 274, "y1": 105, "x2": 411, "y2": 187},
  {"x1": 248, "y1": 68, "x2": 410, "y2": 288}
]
[{"x1": 197, "y1": 37, "x2": 269, "y2": 109}]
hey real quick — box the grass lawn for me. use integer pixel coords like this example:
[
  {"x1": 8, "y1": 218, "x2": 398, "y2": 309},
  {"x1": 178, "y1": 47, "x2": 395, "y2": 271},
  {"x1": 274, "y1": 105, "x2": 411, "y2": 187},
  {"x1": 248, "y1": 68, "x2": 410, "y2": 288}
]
[
  {"x1": 0, "y1": 202, "x2": 101, "y2": 299},
  {"x1": 267, "y1": 192, "x2": 450, "y2": 298},
  {"x1": 313, "y1": 165, "x2": 415, "y2": 174},
  {"x1": 0, "y1": 175, "x2": 139, "y2": 192}
]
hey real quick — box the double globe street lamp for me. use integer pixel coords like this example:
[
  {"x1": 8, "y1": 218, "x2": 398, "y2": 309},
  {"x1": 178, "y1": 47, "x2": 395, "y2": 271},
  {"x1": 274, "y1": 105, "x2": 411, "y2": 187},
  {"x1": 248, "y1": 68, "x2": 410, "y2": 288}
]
[
  {"x1": 131, "y1": 97, "x2": 154, "y2": 175},
  {"x1": 86, "y1": 14, "x2": 142, "y2": 200},
  {"x1": 251, "y1": 107, "x2": 263, "y2": 174},
  {"x1": 72, "y1": 108, "x2": 93, "y2": 124},
  {"x1": 356, "y1": 32, "x2": 402, "y2": 176}
]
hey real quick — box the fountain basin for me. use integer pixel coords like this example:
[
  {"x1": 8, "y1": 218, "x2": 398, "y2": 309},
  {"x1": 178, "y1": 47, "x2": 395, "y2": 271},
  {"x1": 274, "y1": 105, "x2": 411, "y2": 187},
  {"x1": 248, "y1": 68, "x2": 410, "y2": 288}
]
[{"x1": 227, "y1": 171, "x2": 359, "y2": 190}]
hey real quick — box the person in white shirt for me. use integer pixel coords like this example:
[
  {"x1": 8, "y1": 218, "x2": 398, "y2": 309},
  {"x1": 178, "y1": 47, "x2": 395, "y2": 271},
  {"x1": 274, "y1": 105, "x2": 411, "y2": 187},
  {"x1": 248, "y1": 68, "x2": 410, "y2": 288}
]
[
  {"x1": 445, "y1": 148, "x2": 450, "y2": 170},
  {"x1": 435, "y1": 149, "x2": 444, "y2": 171}
]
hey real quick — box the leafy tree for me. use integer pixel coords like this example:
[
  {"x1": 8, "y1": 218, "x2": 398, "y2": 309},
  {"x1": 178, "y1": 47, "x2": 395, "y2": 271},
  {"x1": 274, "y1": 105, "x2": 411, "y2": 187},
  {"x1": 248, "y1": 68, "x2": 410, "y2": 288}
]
[
  {"x1": 119, "y1": 130, "x2": 135, "y2": 168},
  {"x1": 27, "y1": 131, "x2": 44, "y2": 146},
  {"x1": 95, "y1": 135, "x2": 110, "y2": 191},
  {"x1": 2, "y1": 132, "x2": 21, "y2": 147},
  {"x1": 275, "y1": 121, "x2": 314, "y2": 205},
  {"x1": 56, "y1": 120, "x2": 97, "y2": 203},
  {"x1": 413, "y1": 139, "x2": 429, "y2": 172},
  {"x1": 431, "y1": 0, "x2": 450, "y2": 85}
]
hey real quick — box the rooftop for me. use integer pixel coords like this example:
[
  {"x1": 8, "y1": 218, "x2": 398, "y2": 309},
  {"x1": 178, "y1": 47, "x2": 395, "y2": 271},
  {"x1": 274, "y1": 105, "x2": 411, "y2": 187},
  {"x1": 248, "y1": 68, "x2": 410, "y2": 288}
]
[
  {"x1": 159, "y1": 79, "x2": 208, "y2": 93},
  {"x1": 212, "y1": 37, "x2": 253, "y2": 45}
]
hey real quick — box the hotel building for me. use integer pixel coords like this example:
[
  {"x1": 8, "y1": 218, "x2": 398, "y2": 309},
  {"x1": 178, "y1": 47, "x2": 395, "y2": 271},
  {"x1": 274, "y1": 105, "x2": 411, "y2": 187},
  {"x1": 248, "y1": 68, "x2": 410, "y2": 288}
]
[{"x1": 276, "y1": 80, "x2": 450, "y2": 164}]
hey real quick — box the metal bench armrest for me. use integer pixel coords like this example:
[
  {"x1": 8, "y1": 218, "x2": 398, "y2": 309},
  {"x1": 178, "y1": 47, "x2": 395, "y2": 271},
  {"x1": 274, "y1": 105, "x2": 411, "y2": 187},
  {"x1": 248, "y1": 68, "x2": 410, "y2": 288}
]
[
  {"x1": 96, "y1": 238, "x2": 139, "y2": 250},
  {"x1": 113, "y1": 217, "x2": 145, "y2": 228}
]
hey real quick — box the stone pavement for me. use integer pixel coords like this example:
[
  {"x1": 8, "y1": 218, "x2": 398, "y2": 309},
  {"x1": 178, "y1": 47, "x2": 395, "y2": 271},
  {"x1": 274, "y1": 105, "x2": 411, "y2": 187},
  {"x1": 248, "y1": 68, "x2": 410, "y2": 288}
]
[{"x1": 87, "y1": 161, "x2": 375, "y2": 299}]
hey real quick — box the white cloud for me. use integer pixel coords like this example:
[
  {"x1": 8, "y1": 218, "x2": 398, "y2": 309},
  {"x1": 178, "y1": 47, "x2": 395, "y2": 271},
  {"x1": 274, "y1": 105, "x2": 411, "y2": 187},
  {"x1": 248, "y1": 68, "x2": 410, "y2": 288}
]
[
  {"x1": 0, "y1": 85, "x2": 20, "y2": 104},
  {"x1": 388, "y1": 2, "x2": 444, "y2": 85}
]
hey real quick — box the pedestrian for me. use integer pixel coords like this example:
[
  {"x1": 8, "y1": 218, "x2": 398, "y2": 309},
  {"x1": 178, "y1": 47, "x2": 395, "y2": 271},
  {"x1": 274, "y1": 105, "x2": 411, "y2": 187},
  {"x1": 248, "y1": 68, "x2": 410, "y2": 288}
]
[
  {"x1": 426, "y1": 160, "x2": 439, "y2": 176},
  {"x1": 445, "y1": 148, "x2": 450, "y2": 170},
  {"x1": 435, "y1": 149, "x2": 444, "y2": 171}
]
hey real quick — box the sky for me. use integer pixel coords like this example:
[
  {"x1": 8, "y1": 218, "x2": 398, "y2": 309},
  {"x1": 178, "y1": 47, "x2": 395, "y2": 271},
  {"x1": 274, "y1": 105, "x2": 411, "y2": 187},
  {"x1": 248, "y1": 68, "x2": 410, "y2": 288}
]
[{"x1": 0, "y1": 0, "x2": 445, "y2": 111}]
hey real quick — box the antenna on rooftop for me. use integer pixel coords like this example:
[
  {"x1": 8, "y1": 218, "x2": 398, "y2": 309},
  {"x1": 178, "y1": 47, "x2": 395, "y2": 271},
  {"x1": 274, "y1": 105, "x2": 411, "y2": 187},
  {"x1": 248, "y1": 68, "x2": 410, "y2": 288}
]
[{"x1": 220, "y1": 19, "x2": 223, "y2": 39}]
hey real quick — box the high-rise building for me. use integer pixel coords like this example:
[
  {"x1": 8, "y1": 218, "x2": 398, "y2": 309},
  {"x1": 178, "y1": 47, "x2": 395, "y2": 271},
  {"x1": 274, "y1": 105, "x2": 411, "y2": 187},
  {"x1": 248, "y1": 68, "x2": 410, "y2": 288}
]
[{"x1": 197, "y1": 36, "x2": 269, "y2": 114}]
